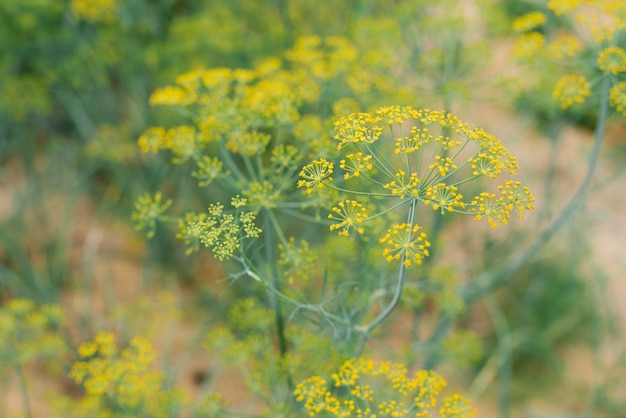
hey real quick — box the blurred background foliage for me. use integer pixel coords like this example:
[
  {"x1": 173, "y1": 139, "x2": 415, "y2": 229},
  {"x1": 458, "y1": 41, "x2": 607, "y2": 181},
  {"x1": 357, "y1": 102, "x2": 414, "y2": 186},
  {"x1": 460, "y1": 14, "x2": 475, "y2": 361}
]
[{"x1": 0, "y1": 0, "x2": 621, "y2": 416}]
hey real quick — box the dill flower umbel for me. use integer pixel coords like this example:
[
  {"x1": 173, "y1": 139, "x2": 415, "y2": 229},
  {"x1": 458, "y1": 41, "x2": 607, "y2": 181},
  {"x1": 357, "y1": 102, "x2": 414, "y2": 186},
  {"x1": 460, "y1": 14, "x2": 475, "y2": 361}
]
[
  {"x1": 547, "y1": 0, "x2": 586, "y2": 16},
  {"x1": 512, "y1": 11, "x2": 547, "y2": 32},
  {"x1": 379, "y1": 223, "x2": 431, "y2": 266},
  {"x1": 553, "y1": 74, "x2": 591, "y2": 109},
  {"x1": 328, "y1": 200, "x2": 368, "y2": 236},
  {"x1": 548, "y1": 34, "x2": 583, "y2": 59},
  {"x1": 340, "y1": 152, "x2": 374, "y2": 179},
  {"x1": 513, "y1": 32, "x2": 545, "y2": 60},
  {"x1": 131, "y1": 192, "x2": 172, "y2": 239},
  {"x1": 0, "y1": 299, "x2": 65, "y2": 366},
  {"x1": 298, "y1": 106, "x2": 535, "y2": 243},
  {"x1": 298, "y1": 159, "x2": 335, "y2": 194},
  {"x1": 609, "y1": 81, "x2": 626, "y2": 116},
  {"x1": 294, "y1": 358, "x2": 477, "y2": 417},
  {"x1": 149, "y1": 85, "x2": 193, "y2": 106},
  {"x1": 177, "y1": 201, "x2": 261, "y2": 258},
  {"x1": 597, "y1": 46, "x2": 626, "y2": 75},
  {"x1": 69, "y1": 331, "x2": 183, "y2": 415}
]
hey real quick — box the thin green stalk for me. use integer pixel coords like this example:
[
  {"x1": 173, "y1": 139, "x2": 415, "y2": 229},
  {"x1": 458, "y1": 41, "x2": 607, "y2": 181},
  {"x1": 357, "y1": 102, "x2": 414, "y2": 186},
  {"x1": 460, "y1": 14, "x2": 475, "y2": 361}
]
[
  {"x1": 355, "y1": 198, "x2": 418, "y2": 355},
  {"x1": 266, "y1": 209, "x2": 290, "y2": 249},
  {"x1": 261, "y1": 209, "x2": 292, "y2": 391},
  {"x1": 357, "y1": 143, "x2": 397, "y2": 180},
  {"x1": 14, "y1": 363, "x2": 32, "y2": 418},
  {"x1": 53, "y1": 89, "x2": 95, "y2": 141},
  {"x1": 275, "y1": 0, "x2": 293, "y2": 48},
  {"x1": 485, "y1": 296, "x2": 512, "y2": 418},
  {"x1": 233, "y1": 254, "x2": 349, "y2": 326},
  {"x1": 408, "y1": 206, "x2": 446, "y2": 370},
  {"x1": 242, "y1": 154, "x2": 260, "y2": 183},
  {"x1": 536, "y1": 124, "x2": 563, "y2": 221},
  {"x1": 219, "y1": 144, "x2": 248, "y2": 185}
]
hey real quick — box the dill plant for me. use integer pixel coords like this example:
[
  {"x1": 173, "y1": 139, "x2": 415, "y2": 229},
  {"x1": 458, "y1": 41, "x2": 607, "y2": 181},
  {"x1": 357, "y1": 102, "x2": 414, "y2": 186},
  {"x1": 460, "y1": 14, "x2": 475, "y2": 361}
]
[
  {"x1": 129, "y1": 26, "x2": 538, "y2": 414},
  {"x1": 1, "y1": 0, "x2": 622, "y2": 416}
]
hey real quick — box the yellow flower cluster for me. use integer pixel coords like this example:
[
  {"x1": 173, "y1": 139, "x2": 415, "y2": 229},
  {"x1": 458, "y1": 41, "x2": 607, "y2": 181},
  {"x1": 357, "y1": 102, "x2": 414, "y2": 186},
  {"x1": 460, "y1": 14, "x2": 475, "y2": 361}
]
[
  {"x1": 285, "y1": 35, "x2": 358, "y2": 82},
  {"x1": 137, "y1": 125, "x2": 202, "y2": 162},
  {"x1": 192, "y1": 155, "x2": 227, "y2": 187},
  {"x1": 547, "y1": 0, "x2": 587, "y2": 16},
  {"x1": 514, "y1": 1, "x2": 626, "y2": 113},
  {"x1": 329, "y1": 200, "x2": 369, "y2": 236},
  {"x1": 226, "y1": 131, "x2": 272, "y2": 157},
  {"x1": 70, "y1": 0, "x2": 117, "y2": 24},
  {"x1": 243, "y1": 181, "x2": 280, "y2": 210},
  {"x1": 141, "y1": 65, "x2": 302, "y2": 159},
  {"x1": 597, "y1": 46, "x2": 626, "y2": 75},
  {"x1": 553, "y1": 74, "x2": 591, "y2": 109},
  {"x1": 334, "y1": 112, "x2": 385, "y2": 150},
  {"x1": 547, "y1": 35, "x2": 583, "y2": 60},
  {"x1": 299, "y1": 106, "x2": 534, "y2": 241},
  {"x1": 69, "y1": 331, "x2": 183, "y2": 415},
  {"x1": 298, "y1": 159, "x2": 335, "y2": 194},
  {"x1": 131, "y1": 191, "x2": 172, "y2": 239},
  {"x1": 384, "y1": 170, "x2": 421, "y2": 199},
  {"x1": 142, "y1": 34, "x2": 387, "y2": 161},
  {"x1": 512, "y1": 32, "x2": 545, "y2": 60},
  {"x1": 470, "y1": 181, "x2": 535, "y2": 228},
  {"x1": 294, "y1": 358, "x2": 477, "y2": 418},
  {"x1": 380, "y1": 223, "x2": 431, "y2": 267},
  {"x1": 424, "y1": 184, "x2": 465, "y2": 214},
  {"x1": 609, "y1": 81, "x2": 626, "y2": 116},
  {"x1": 0, "y1": 299, "x2": 64, "y2": 366},
  {"x1": 512, "y1": 11, "x2": 547, "y2": 32},
  {"x1": 340, "y1": 152, "x2": 374, "y2": 180},
  {"x1": 148, "y1": 85, "x2": 192, "y2": 106}
]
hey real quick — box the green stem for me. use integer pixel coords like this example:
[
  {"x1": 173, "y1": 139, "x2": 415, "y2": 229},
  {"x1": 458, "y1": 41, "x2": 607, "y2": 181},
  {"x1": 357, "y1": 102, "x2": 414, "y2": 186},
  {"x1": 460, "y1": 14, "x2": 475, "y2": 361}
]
[
  {"x1": 14, "y1": 363, "x2": 32, "y2": 418},
  {"x1": 219, "y1": 144, "x2": 248, "y2": 185},
  {"x1": 536, "y1": 124, "x2": 563, "y2": 221},
  {"x1": 233, "y1": 255, "x2": 352, "y2": 330},
  {"x1": 355, "y1": 198, "x2": 419, "y2": 355},
  {"x1": 242, "y1": 154, "x2": 260, "y2": 183},
  {"x1": 408, "y1": 205, "x2": 446, "y2": 370},
  {"x1": 262, "y1": 209, "x2": 292, "y2": 391}
]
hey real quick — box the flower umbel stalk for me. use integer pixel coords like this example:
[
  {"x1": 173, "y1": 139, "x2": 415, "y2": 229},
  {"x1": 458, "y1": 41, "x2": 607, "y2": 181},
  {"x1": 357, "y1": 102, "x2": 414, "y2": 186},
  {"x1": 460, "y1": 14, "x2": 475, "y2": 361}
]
[
  {"x1": 356, "y1": 198, "x2": 419, "y2": 355},
  {"x1": 262, "y1": 209, "x2": 293, "y2": 392}
]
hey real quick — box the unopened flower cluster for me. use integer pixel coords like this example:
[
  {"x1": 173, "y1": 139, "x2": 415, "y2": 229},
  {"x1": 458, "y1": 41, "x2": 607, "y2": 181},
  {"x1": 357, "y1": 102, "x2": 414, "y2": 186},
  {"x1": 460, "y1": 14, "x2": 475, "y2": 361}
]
[{"x1": 177, "y1": 197, "x2": 261, "y2": 259}]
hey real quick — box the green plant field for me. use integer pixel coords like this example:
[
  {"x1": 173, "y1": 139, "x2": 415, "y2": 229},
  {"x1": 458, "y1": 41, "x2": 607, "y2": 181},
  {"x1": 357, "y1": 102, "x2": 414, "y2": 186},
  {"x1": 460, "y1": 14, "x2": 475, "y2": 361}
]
[{"x1": 1, "y1": 0, "x2": 626, "y2": 417}]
